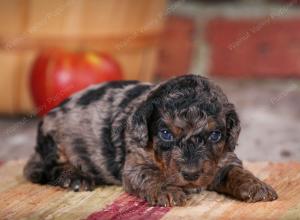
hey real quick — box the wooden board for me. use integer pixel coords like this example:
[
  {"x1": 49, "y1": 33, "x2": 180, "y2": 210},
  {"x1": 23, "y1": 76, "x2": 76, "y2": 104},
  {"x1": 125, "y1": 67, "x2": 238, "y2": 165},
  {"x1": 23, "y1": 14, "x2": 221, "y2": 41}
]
[{"x1": 0, "y1": 160, "x2": 300, "y2": 219}]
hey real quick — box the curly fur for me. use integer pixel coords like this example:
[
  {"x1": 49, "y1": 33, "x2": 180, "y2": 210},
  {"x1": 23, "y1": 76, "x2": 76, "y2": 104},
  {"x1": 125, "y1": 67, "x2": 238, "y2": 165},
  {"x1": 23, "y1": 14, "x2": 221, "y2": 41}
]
[{"x1": 24, "y1": 75, "x2": 278, "y2": 206}]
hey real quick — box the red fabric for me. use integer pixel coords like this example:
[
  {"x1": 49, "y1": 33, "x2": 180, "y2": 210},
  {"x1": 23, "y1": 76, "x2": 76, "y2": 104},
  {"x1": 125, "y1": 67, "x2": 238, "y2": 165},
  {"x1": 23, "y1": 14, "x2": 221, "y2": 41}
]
[{"x1": 87, "y1": 193, "x2": 171, "y2": 220}]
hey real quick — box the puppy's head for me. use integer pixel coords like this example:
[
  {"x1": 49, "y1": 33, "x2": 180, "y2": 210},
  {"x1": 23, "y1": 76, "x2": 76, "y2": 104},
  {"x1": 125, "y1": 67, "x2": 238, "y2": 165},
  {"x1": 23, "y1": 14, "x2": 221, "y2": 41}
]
[{"x1": 127, "y1": 75, "x2": 240, "y2": 188}]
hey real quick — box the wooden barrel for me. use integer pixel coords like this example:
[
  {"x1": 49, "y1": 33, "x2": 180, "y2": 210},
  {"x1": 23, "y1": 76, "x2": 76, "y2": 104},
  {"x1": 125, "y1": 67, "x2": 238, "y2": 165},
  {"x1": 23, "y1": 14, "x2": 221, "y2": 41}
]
[{"x1": 0, "y1": 0, "x2": 166, "y2": 114}]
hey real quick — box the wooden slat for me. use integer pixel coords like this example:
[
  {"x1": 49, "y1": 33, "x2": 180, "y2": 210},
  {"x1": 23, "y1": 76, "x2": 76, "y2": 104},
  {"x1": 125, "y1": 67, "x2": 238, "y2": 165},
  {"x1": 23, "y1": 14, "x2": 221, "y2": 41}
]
[
  {"x1": 17, "y1": 51, "x2": 35, "y2": 114},
  {"x1": 0, "y1": 33, "x2": 162, "y2": 52},
  {"x1": 0, "y1": 0, "x2": 27, "y2": 36},
  {"x1": 0, "y1": 53, "x2": 19, "y2": 114}
]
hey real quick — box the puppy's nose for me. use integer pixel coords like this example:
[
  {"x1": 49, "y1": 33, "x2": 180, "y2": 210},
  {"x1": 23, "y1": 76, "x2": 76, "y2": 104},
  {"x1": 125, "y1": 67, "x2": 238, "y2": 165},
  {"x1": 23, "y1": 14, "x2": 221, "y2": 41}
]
[{"x1": 181, "y1": 171, "x2": 200, "y2": 181}]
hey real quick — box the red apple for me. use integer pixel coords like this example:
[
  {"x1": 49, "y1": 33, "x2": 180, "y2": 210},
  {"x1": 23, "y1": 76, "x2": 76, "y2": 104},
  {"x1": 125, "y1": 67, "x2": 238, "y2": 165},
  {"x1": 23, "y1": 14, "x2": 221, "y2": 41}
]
[{"x1": 30, "y1": 49, "x2": 123, "y2": 116}]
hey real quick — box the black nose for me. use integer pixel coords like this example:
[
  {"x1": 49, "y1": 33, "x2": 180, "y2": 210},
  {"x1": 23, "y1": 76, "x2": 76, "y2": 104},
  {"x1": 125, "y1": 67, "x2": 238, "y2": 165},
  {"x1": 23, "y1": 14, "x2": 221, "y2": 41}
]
[{"x1": 182, "y1": 171, "x2": 200, "y2": 181}]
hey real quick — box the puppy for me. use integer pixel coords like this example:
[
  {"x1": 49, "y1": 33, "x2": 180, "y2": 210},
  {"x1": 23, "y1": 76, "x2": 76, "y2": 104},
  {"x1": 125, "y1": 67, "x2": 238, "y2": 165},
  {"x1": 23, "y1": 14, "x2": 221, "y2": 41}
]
[{"x1": 24, "y1": 75, "x2": 278, "y2": 206}]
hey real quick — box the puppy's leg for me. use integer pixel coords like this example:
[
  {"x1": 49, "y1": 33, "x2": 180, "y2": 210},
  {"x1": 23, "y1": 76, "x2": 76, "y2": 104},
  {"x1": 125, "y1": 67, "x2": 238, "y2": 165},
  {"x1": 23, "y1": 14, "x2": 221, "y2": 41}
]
[
  {"x1": 122, "y1": 158, "x2": 188, "y2": 207},
  {"x1": 24, "y1": 123, "x2": 95, "y2": 191},
  {"x1": 25, "y1": 153, "x2": 95, "y2": 191},
  {"x1": 209, "y1": 153, "x2": 278, "y2": 202},
  {"x1": 49, "y1": 164, "x2": 95, "y2": 192},
  {"x1": 24, "y1": 153, "x2": 48, "y2": 184}
]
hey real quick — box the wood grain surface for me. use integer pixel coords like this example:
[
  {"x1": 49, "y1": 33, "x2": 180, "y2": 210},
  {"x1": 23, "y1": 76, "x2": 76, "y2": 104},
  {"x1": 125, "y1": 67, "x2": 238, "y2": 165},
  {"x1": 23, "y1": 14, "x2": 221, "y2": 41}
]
[{"x1": 0, "y1": 160, "x2": 299, "y2": 220}]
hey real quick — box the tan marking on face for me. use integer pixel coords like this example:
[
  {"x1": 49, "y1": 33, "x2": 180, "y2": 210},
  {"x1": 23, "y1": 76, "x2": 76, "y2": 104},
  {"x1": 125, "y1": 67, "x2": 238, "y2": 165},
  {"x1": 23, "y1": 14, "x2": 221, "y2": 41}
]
[
  {"x1": 146, "y1": 141, "x2": 167, "y2": 172},
  {"x1": 202, "y1": 160, "x2": 215, "y2": 175},
  {"x1": 214, "y1": 140, "x2": 225, "y2": 156},
  {"x1": 169, "y1": 124, "x2": 183, "y2": 137},
  {"x1": 206, "y1": 117, "x2": 217, "y2": 131},
  {"x1": 161, "y1": 113, "x2": 184, "y2": 138},
  {"x1": 173, "y1": 116, "x2": 189, "y2": 129},
  {"x1": 154, "y1": 152, "x2": 167, "y2": 172}
]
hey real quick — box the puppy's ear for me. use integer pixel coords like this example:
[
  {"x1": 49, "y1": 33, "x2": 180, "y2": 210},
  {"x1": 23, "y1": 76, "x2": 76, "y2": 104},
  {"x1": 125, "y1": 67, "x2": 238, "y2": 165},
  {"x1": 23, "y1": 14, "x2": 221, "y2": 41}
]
[
  {"x1": 127, "y1": 100, "x2": 154, "y2": 148},
  {"x1": 224, "y1": 103, "x2": 241, "y2": 151}
]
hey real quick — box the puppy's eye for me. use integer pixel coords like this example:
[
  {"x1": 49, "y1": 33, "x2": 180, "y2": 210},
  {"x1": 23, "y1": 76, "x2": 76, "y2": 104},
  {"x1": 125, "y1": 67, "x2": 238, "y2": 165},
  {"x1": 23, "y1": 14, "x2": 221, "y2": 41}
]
[
  {"x1": 208, "y1": 130, "x2": 222, "y2": 143},
  {"x1": 159, "y1": 129, "x2": 174, "y2": 142}
]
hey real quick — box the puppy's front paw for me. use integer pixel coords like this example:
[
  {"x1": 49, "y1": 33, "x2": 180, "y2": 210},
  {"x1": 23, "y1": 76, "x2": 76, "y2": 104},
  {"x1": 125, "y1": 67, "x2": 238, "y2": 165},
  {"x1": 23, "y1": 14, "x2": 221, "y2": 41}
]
[
  {"x1": 51, "y1": 169, "x2": 95, "y2": 192},
  {"x1": 238, "y1": 180, "x2": 278, "y2": 202},
  {"x1": 143, "y1": 186, "x2": 188, "y2": 207}
]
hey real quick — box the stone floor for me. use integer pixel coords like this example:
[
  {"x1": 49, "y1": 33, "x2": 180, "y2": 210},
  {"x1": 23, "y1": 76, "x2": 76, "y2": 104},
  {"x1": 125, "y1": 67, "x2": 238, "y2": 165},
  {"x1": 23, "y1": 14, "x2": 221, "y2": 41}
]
[
  {"x1": 0, "y1": 78, "x2": 299, "y2": 162},
  {"x1": 217, "y1": 78, "x2": 300, "y2": 162}
]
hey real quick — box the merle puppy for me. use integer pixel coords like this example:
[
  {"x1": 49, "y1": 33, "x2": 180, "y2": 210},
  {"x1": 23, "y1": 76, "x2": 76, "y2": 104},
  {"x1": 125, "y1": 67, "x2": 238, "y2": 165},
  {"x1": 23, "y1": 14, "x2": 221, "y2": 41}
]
[{"x1": 24, "y1": 75, "x2": 278, "y2": 206}]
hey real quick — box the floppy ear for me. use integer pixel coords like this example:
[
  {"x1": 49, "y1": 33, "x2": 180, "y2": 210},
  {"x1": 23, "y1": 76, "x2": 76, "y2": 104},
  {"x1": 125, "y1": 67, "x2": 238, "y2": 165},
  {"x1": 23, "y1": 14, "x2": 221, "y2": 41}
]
[
  {"x1": 127, "y1": 99, "x2": 154, "y2": 148},
  {"x1": 224, "y1": 103, "x2": 241, "y2": 151}
]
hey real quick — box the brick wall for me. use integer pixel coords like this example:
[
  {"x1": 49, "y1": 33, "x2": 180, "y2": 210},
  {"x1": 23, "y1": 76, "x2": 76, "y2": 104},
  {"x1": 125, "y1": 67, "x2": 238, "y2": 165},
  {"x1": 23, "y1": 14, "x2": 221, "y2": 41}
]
[{"x1": 170, "y1": 1, "x2": 300, "y2": 78}]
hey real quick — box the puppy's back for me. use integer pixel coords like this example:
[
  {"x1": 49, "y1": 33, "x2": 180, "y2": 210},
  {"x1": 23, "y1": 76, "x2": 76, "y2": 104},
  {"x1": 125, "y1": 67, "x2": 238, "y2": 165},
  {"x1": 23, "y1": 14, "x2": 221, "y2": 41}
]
[{"x1": 24, "y1": 80, "x2": 153, "y2": 186}]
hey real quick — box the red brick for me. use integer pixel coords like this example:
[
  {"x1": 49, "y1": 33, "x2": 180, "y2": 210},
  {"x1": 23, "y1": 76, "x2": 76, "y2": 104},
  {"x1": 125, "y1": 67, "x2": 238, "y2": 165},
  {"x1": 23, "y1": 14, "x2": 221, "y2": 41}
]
[
  {"x1": 206, "y1": 18, "x2": 300, "y2": 78},
  {"x1": 156, "y1": 15, "x2": 195, "y2": 79}
]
